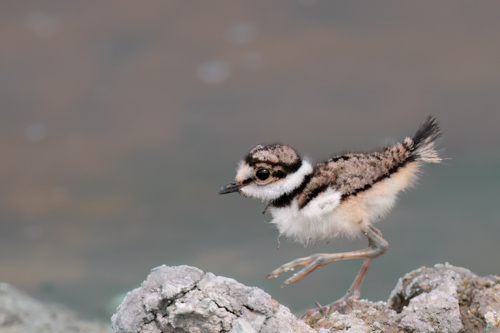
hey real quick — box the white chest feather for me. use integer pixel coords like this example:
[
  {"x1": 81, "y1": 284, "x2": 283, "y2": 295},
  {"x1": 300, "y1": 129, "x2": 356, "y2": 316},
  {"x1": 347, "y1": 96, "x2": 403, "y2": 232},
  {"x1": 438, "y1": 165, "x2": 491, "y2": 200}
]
[{"x1": 268, "y1": 188, "x2": 362, "y2": 245}]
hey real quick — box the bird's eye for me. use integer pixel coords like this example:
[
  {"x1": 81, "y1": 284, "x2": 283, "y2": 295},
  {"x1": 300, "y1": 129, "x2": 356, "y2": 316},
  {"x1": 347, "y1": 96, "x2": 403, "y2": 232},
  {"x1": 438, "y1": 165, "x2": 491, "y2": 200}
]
[{"x1": 255, "y1": 169, "x2": 270, "y2": 181}]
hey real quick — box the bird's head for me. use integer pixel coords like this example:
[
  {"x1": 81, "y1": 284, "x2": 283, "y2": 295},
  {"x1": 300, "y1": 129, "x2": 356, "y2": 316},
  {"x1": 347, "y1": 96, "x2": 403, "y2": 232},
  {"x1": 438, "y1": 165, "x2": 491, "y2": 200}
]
[{"x1": 219, "y1": 144, "x2": 313, "y2": 202}]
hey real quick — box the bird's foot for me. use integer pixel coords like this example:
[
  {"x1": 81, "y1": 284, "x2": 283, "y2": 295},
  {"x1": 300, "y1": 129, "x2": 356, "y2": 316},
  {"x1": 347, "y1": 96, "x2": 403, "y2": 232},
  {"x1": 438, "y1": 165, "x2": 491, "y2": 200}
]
[
  {"x1": 265, "y1": 253, "x2": 331, "y2": 286},
  {"x1": 300, "y1": 291, "x2": 360, "y2": 324}
]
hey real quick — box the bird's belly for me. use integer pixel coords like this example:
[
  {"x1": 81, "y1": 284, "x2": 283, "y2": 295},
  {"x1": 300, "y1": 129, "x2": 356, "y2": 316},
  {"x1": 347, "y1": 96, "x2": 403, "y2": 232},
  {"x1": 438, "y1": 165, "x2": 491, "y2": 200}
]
[{"x1": 268, "y1": 201, "x2": 362, "y2": 245}]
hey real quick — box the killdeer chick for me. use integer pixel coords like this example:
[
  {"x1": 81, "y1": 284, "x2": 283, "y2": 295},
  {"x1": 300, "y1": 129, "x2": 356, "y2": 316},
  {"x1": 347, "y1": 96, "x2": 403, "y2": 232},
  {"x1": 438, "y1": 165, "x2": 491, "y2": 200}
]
[{"x1": 219, "y1": 116, "x2": 441, "y2": 316}]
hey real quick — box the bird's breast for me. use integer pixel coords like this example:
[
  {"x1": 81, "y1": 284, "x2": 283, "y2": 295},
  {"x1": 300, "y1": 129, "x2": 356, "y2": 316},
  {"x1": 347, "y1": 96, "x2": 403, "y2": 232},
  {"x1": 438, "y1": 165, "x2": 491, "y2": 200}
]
[{"x1": 268, "y1": 191, "x2": 362, "y2": 245}]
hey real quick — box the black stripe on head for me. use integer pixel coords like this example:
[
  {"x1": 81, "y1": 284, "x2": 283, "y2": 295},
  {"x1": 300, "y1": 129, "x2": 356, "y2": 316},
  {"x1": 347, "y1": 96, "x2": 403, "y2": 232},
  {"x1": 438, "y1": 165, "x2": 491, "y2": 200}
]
[
  {"x1": 283, "y1": 159, "x2": 302, "y2": 174},
  {"x1": 250, "y1": 159, "x2": 303, "y2": 173},
  {"x1": 244, "y1": 157, "x2": 303, "y2": 175},
  {"x1": 272, "y1": 170, "x2": 286, "y2": 179},
  {"x1": 244, "y1": 143, "x2": 303, "y2": 175}
]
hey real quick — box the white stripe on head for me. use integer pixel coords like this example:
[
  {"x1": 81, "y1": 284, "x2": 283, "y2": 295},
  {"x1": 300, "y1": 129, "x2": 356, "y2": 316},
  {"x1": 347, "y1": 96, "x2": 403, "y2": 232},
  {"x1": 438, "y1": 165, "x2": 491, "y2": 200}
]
[
  {"x1": 235, "y1": 161, "x2": 253, "y2": 183},
  {"x1": 240, "y1": 160, "x2": 313, "y2": 201}
]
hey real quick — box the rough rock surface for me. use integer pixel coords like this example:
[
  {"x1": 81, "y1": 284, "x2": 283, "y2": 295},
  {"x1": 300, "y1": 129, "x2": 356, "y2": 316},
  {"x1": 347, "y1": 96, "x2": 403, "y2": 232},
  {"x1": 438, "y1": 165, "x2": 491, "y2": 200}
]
[
  {"x1": 111, "y1": 265, "x2": 314, "y2": 333},
  {"x1": 112, "y1": 263, "x2": 500, "y2": 333},
  {"x1": 0, "y1": 283, "x2": 110, "y2": 333},
  {"x1": 307, "y1": 263, "x2": 500, "y2": 332}
]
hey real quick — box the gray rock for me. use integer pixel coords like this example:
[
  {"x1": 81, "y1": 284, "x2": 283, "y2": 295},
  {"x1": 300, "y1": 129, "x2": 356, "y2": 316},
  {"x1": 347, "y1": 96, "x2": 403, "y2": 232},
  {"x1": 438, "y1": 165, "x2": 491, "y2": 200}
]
[
  {"x1": 0, "y1": 283, "x2": 110, "y2": 333},
  {"x1": 112, "y1": 263, "x2": 500, "y2": 333},
  {"x1": 312, "y1": 263, "x2": 500, "y2": 332},
  {"x1": 388, "y1": 263, "x2": 500, "y2": 333},
  {"x1": 111, "y1": 265, "x2": 314, "y2": 333}
]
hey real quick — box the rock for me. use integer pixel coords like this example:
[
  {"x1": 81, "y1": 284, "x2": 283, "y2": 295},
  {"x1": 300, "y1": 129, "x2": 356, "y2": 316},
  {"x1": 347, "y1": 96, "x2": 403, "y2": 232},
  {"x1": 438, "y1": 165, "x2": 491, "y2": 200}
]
[
  {"x1": 111, "y1": 265, "x2": 314, "y2": 333},
  {"x1": 112, "y1": 263, "x2": 500, "y2": 333},
  {"x1": 394, "y1": 268, "x2": 464, "y2": 332},
  {"x1": 311, "y1": 263, "x2": 500, "y2": 332},
  {"x1": 0, "y1": 283, "x2": 110, "y2": 333},
  {"x1": 388, "y1": 264, "x2": 500, "y2": 333}
]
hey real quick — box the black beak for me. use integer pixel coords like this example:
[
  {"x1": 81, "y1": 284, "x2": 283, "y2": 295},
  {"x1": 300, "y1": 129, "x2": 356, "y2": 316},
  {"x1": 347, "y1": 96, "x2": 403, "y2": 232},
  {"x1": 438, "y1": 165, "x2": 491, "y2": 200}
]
[{"x1": 219, "y1": 181, "x2": 242, "y2": 194}]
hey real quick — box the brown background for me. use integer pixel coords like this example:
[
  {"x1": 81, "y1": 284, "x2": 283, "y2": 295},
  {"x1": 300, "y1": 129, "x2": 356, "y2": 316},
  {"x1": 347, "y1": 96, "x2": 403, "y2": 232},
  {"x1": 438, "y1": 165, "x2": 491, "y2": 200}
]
[{"x1": 1, "y1": 0, "x2": 499, "y2": 321}]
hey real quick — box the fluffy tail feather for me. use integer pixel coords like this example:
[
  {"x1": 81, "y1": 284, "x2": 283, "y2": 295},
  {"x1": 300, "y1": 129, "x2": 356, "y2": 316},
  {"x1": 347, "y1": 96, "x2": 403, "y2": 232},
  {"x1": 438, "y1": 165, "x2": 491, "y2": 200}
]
[{"x1": 406, "y1": 116, "x2": 442, "y2": 163}]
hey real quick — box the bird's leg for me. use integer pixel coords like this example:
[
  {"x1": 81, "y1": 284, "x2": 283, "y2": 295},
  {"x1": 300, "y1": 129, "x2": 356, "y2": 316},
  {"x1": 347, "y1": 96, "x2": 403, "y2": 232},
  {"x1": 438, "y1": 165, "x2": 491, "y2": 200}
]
[
  {"x1": 297, "y1": 227, "x2": 388, "y2": 322},
  {"x1": 301, "y1": 258, "x2": 373, "y2": 322},
  {"x1": 266, "y1": 226, "x2": 388, "y2": 321},
  {"x1": 266, "y1": 225, "x2": 388, "y2": 286}
]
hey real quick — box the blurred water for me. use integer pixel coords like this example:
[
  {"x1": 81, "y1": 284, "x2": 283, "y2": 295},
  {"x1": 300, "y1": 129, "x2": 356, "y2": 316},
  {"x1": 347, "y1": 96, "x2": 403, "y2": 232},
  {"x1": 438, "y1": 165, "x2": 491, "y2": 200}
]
[{"x1": 0, "y1": 0, "x2": 499, "y2": 322}]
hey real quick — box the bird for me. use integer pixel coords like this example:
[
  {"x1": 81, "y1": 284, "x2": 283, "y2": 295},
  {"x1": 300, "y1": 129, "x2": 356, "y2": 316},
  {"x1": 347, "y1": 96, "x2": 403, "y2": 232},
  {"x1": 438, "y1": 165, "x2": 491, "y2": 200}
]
[{"x1": 218, "y1": 116, "x2": 442, "y2": 318}]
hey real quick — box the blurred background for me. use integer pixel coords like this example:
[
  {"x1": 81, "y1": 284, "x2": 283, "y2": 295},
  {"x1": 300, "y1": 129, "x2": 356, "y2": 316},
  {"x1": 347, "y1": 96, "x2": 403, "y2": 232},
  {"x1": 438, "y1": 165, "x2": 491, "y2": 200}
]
[{"x1": 1, "y1": 0, "x2": 499, "y2": 323}]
